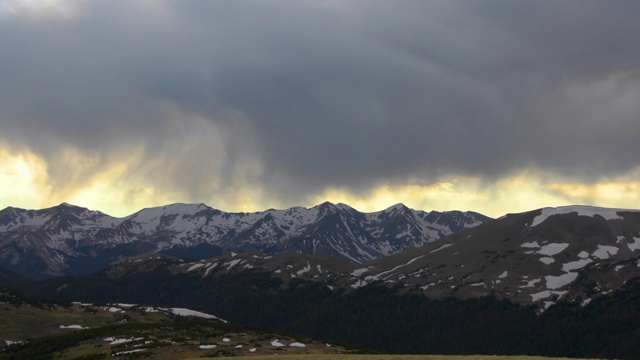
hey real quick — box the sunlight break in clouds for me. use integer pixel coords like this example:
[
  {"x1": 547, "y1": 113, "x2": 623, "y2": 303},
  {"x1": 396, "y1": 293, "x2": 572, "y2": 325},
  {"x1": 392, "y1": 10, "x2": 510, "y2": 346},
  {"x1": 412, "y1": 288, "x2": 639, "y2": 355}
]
[
  {"x1": 0, "y1": 149, "x2": 51, "y2": 209},
  {"x1": 310, "y1": 172, "x2": 577, "y2": 218},
  {"x1": 1, "y1": 146, "x2": 639, "y2": 218},
  {"x1": 0, "y1": 147, "x2": 194, "y2": 217},
  {"x1": 547, "y1": 170, "x2": 640, "y2": 210}
]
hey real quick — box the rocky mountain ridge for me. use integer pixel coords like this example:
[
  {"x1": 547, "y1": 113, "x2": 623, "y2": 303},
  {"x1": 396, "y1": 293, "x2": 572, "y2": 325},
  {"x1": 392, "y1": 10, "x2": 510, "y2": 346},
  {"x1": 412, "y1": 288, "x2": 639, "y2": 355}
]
[{"x1": 0, "y1": 202, "x2": 489, "y2": 277}]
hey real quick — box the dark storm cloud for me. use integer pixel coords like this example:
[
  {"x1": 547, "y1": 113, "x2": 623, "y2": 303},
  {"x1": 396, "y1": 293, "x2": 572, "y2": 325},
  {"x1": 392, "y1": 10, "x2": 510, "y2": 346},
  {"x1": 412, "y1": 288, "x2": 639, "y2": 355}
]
[{"x1": 1, "y1": 0, "x2": 640, "y2": 203}]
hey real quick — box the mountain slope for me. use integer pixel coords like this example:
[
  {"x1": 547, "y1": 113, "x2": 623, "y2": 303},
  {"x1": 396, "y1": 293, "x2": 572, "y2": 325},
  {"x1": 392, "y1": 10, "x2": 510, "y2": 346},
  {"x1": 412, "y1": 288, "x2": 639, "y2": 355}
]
[
  {"x1": 93, "y1": 204, "x2": 640, "y2": 310},
  {"x1": 0, "y1": 202, "x2": 490, "y2": 277},
  {"x1": 349, "y1": 205, "x2": 640, "y2": 309}
]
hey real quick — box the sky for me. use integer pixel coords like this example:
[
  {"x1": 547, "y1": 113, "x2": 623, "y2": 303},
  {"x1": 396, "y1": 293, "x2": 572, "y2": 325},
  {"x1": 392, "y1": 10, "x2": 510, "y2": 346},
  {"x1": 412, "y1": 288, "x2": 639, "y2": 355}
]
[{"x1": 1, "y1": 0, "x2": 640, "y2": 218}]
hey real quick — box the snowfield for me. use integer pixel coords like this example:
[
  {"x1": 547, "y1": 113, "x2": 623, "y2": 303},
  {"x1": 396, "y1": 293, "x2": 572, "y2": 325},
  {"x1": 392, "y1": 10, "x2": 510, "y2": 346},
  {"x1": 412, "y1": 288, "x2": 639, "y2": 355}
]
[
  {"x1": 530, "y1": 205, "x2": 635, "y2": 227},
  {"x1": 538, "y1": 243, "x2": 569, "y2": 256}
]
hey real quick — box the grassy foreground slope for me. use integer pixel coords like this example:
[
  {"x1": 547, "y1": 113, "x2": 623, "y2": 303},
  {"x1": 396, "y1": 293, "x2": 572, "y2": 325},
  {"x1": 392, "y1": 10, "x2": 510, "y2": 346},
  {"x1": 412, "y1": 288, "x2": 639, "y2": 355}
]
[
  {"x1": 0, "y1": 299, "x2": 170, "y2": 341},
  {"x1": 0, "y1": 286, "x2": 349, "y2": 359}
]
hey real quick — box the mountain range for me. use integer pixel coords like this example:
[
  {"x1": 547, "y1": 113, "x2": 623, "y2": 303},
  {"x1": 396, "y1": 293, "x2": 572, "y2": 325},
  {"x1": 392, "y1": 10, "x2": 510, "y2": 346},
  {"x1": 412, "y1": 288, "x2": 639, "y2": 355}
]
[
  {"x1": 0, "y1": 202, "x2": 489, "y2": 278},
  {"x1": 2, "y1": 204, "x2": 640, "y2": 359},
  {"x1": 25, "y1": 204, "x2": 636, "y2": 310}
]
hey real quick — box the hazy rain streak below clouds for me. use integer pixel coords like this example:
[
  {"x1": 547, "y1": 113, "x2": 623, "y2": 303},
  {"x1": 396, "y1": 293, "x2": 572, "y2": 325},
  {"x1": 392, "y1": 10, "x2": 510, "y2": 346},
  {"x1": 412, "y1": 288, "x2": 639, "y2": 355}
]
[{"x1": 1, "y1": 0, "x2": 640, "y2": 203}]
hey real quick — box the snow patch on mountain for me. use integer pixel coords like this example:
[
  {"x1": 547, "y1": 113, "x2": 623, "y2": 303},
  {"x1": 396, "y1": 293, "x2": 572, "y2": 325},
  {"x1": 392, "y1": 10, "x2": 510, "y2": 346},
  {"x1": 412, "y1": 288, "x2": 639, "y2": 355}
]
[
  {"x1": 546, "y1": 273, "x2": 578, "y2": 290},
  {"x1": 531, "y1": 205, "x2": 633, "y2": 227},
  {"x1": 539, "y1": 257, "x2": 555, "y2": 265},
  {"x1": 628, "y1": 237, "x2": 640, "y2": 252},
  {"x1": 592, "y1": 245, "x2": 619, "y2": 260},
  {"x1": 188, "y1": 263, "x2": 205, "y2": 271},
  {"x1": 224, "y1": 259, "x2": 243, "y2": 270},
  {"x1": 60, "y1": 324, "x2": 87, "y2": 329},
  {"x1": 538, "y1": 243, "x2": 569, "y2": 256},
  {"x1": 367, "y1": 255, "x2": 425, "y2": 281},
  {"x1": 562, "y1": 258, "x2": 592, "y2": 272},
  {"x1": 521, "y1": 241, "x2": 540, "y2": 248},
  {"x1": 204, "y1": 263, "x2": 218, "y2": 276},
  {"x1": 351, "y1": 268, "x2": 369, "y2": 276},
  {"x1": 530, "y1": 290, "x2": 567, "y2": 302},
  {"x1": 520, "y1": 278, "x2": 541, "y2": 288},
  {"x1": 296, "y1": 262, "x2": 311, "y2": 275},
  {"x1": 429, "y1": 244, "x2": 453, "y2": 253},
  {"x1": 169, "y1": 307, "x2": 226, "y2": 322}
]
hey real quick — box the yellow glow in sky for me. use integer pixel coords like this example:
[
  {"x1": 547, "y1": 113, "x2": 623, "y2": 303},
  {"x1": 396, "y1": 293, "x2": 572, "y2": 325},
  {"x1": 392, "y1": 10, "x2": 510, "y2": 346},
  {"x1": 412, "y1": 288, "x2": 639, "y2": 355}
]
[
  {"x1": 310, "y1": 173, "x2": 576, "y2": 217},
  {"x1": 2, "y1": 148, "x2": 640, "y2": 218},
  {"x1": 0, "y1": 149, "x2": 51, "y2": 210}
]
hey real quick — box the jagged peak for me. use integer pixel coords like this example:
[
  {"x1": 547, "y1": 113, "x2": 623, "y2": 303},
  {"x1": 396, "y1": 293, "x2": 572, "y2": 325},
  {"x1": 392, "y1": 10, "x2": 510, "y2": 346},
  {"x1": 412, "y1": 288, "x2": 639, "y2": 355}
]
[
  {"x1": 55, "y1": 202, "x2": 84, "y2": 209},
  {"x1": 156, "y1": 202, "x2": 210, "y2": 211},
  {"x1": 49, "y1": 203, "x2": 87, "y2": 217},
  {"x1": 313, "y1": 201, "x2": 338, "y2": 215},
  {"x1": 0, "y1": 206, "x2": 23, "y2": 213},
  {"x1": 383, "y1": 203, "x2": 413, "y2": 213},
  {"x1": 312, "y1": 202, "x2": 357, "y2": 219},
  {"x1": 39, "y1": 202, "x2": 91, "y2": 214},
  {"x1": 315, "y1": 201, "x2": 337, "y2": 208},
  {"x1": 313, "y1": 201, "x2": 355, "y2": 212},
  {"x1": 131, "y1": 203, "x2": 212, "y2": 218}
]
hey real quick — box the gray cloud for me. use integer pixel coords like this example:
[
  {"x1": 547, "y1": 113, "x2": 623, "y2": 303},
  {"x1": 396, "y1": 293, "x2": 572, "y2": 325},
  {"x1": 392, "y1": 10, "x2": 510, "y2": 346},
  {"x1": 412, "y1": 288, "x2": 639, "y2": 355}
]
[{"x1": 1, "y1": 0, "x2": 640, "y2": 205}]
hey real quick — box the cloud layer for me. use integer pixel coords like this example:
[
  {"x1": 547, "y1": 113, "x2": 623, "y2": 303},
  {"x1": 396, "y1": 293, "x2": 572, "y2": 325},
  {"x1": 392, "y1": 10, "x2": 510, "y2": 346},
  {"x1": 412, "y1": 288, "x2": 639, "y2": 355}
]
[{"x1": 1, "y1": 0, "x2": 640, "y2": 216}]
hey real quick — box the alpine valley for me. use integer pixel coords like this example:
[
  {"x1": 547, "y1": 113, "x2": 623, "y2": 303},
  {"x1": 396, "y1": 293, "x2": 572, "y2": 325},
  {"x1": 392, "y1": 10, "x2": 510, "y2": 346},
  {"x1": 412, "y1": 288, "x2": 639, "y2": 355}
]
[{"x1": 3, "y1": 203, "x2": 640, "y2": 359}]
